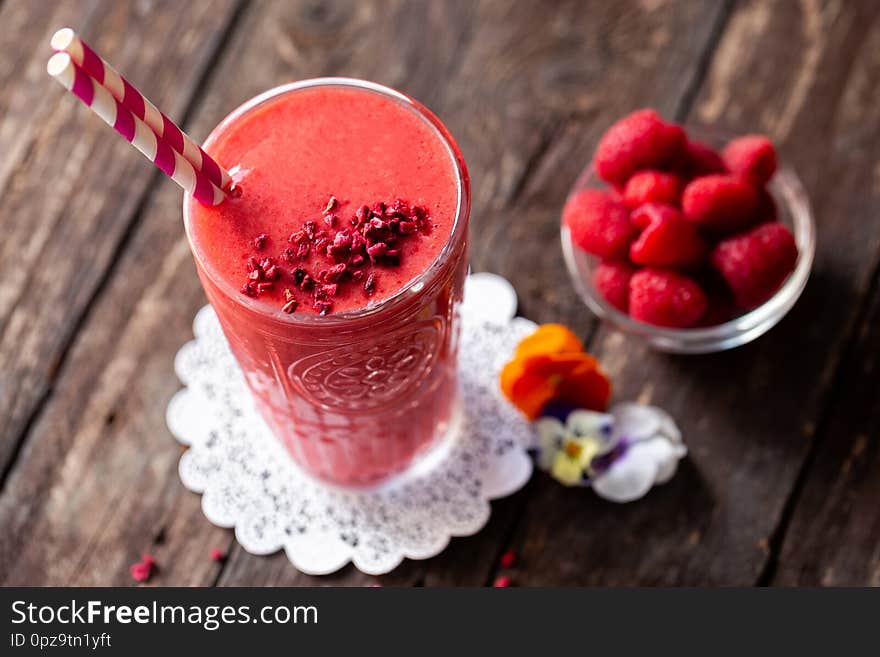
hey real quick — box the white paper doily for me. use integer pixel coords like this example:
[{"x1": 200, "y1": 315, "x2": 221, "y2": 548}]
[{"x1": 167, "y1": 273, "x2": 535, "y2": 575}]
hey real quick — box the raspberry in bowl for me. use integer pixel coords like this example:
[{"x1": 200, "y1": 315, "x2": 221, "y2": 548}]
[{"x1": 561, "y1": 110, "x2": 815, "y2": 354}]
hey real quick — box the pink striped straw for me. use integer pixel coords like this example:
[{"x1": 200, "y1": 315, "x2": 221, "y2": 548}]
[
  {"x1": 50, "y1": 27, "x2": 233, "y2": 193},
  {"x1": 47, "y1": 52, "x2": 226, "y2": 206}
]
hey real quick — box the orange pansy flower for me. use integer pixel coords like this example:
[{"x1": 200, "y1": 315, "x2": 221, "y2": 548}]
[
  {"x1": 512, "y1": 323, "x2": 583, "y2": 359},
  {"x1": 500, "y1": 325, "x2": 611, "y2": 420}
]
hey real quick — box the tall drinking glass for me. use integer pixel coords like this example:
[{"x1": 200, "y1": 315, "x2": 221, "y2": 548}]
[{"x1": 183, "y1": 79, "x2": 469, "y2": 486}]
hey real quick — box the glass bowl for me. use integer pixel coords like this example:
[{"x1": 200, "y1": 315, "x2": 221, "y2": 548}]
[{"x1": 561, "y1": 135, "x2": 816, "y2": 354}]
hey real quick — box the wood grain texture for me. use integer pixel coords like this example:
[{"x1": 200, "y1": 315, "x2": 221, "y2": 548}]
[
  {"x1": 0, "y1": 0, "x2": 239, "y2": 479},
  {"x1": 773, "y1": 282, "x2": 880, "y2": 586},
  {"x1": 1, "y1": 0, "x2": 878, "y2": 587},
  {"x1": 420, "y1": 0, "x2": 730, "y2": 586},
  {"x1": 507, "y1": 0, "x2": 880, "y2": 586},
  {"x1": 0, "y1": 0, "x2": 726, "y2": 586},
  {"x1": 0, "y1": 0, "x2": 242, "y2": 585}
]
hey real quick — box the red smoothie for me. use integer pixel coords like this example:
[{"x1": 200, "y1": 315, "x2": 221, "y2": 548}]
[{"x1": 184, "y1": 79, "x2": 469, "y2": 486}]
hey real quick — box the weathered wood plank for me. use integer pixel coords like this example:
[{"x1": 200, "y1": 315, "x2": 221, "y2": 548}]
[
  {"x1": 507, "y1": 0, "x2": 880, "y2": 586},
  {"x1": 0, "y1": 0, "x2": 468, "y2": 587},
  {"x1": 0, "y1": 0, "x2": 240, "y2": 478},
  {"x1": 0, "y1": 0, "x2": 242, "y2": 585},
  {"x1": 773, "y1": 279, "x2": 880, "y2": 586},
  {"x1": 0, "y1": 0, "x2": 727, "y2": 586},
  {"x1": 421, "y1": 0, "x2": 731, "y2": 586}
]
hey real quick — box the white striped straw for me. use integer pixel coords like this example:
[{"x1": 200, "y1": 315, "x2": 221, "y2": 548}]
[
  {"x1": 47, "y1": 52, "x2": 226, "y2": 206},
  {"x1": 50, "y1": 27, "x2": 234, "y2": 193}
]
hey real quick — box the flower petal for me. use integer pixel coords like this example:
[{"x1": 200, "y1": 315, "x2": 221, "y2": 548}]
[
  {"x1": 566, "y1": 410, "x2": 613, "y2": 440},
  {"x1": 514, "y1": 324, "x2": 583, "y2": 359},
  {"x1": 535, "y1": 417, "x2": 565, "y2": 449},
  {"x1": 501, "y1": 357, "x2": 556, "y2": 419},
  {"x1": 592, "y1": 437, "x2": 685, "y2": 502},
  {"x1": 648, "y1": 439, "x2": 687, "y2": 484},
  {"x1": 551, "y1": 452, "x2": 586, "y2": 486},
  {"x1": 656, "y1": 408, "x2": 683, "y2": 444},
  {"x1": 610, "y1": 403, "x2": 661, "y2": 441},
  {"x1": 592, "y1": 445, "x2": 658, "y2": 503},
  {"x1": 556, "y1": 362, "x2": 611, "y2": 412}
]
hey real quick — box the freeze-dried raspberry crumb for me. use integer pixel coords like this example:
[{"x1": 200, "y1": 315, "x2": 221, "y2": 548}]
[
  {"x1": 253, "y1": 233, "x2": 267, "y2": 250},
  {"x1": 313, "y1": 300, "x2": 332, "y2": 315},
  {"x1": 242, "y1": 197, "x2": 429, "y2": 312},
  {"x1": 493, "y1": 576, "x2": 512, "y2": 588},
  {"x1": 210, "y1": 548, "x2": 227, "y2": 563},
  {"x1": 325, "y1": 263, "x2": 348, "y2": 283},
  {"x1": 130, "y1": 562, "x2": 151, "y2": 582},
  {"x1": 367, "y1": 242, "x2": 388, "y2": 262},
  {"x1": 317, "y1": 283, "x2": 338, "y2": 298},
  {"x1": 130, "y1": 554, "x2": 157, "y2": 583},
  {"x1": 499, "y1": 550, "x2": 517, "y2": 569}
]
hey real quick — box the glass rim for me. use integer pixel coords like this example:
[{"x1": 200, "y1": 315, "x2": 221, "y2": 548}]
[{"x1": 183, "y1": 77, "x2": 470, "y2": 326}]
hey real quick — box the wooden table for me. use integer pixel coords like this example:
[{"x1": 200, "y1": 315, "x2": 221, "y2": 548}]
[{"x1": 1, "y1": 0, "x2": 878, "y2": 587}]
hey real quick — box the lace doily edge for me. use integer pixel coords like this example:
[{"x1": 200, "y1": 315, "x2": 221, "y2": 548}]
[{"x1": 167, "y1": 387, "x2": 534, "y2": 575}]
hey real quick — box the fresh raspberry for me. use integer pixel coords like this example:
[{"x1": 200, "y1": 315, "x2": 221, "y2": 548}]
[
  {"x1": 593, "y1": 109, "x2": 685, "y2": 185},
  {"x1": 629, "y1": 203, "x2": 707, "y2": 269},
  {"x1": 682, "y1": 174, "x2": 759, "y2": 233},
  {"x1": 722, "y1": 135, "x2": 777, "y2": 186},
  {"x1": 563, "y1": 189, "x2": 633, "y2": 259},
  {"x1": 622, "y1": 170, "x2": 683, "y2": 209},
  {"x1": 680, "y1": 139, "x2": 727, "y2": 176},
  {"x1": 593, "y1": 261, "x2": 636, "y2": 312},
  {"x1": 629, "y1": 269, "x2": 708, "y2": 328},
  {"x1": 711, "y1": 222, "x2": 798, "y2": 310}
]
